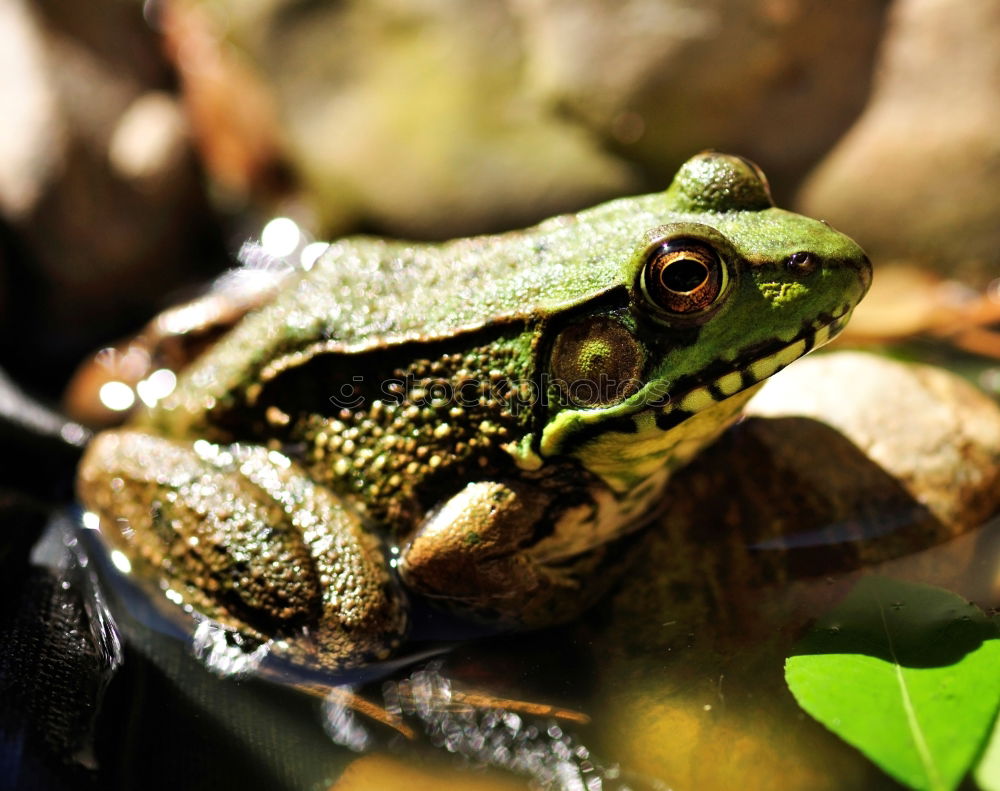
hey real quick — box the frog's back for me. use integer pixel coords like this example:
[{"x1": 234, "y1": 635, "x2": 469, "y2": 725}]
[
  {"x1": 284, "y1": 202, "x2": 658, "y2": 347},
  {"x1": 150, "y1": 197, "x2": 665, "y2": 434}
]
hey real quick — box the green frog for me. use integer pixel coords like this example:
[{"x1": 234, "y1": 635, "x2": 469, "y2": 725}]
[{"x1": 77, "y1": 153, "x2": 871, "y2": 672}]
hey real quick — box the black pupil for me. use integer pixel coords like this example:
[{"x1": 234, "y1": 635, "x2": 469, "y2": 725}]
[{"x1": 661, "y1": 257, "x2": 709, "y2": 293}]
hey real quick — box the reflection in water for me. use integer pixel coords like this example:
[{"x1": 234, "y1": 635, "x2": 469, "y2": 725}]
[
  {"x1": 190, "y1": 617, "x2": 271, "y2": 678},
  {"x1": 368, "y1": 665, "x2": 615, "y2": 789},
  {"x1": 316, "y1": 661, "x2": 646, "y2": 789}
]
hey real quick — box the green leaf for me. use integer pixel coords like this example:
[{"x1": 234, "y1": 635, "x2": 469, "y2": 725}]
[
  {"x1": 785, "y1": 576, "x2": 1000, "y2": 791},
  {"x1": 976, "y1": 714, "x2": 1000, "y2": 790}
]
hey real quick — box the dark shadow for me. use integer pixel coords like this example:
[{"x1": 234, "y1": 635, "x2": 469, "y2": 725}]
[
  {"x1": 0, "y1": 368, "x2": 87, "y2": 499},
  {"x1": 787, "y1": 575, "x2": 999, "y2": 669},
  {"x1": 655, "y1": 415, "x2": 963, "y2": 582},
  {"x1": 95, "y1": 647, "x2": 311, "y2": 791}
]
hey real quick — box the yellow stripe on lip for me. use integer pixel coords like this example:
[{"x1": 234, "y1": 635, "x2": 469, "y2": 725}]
[
  {"x1": 680, "y1": 387, "x2": 715, "y2": 413},
  {"x1": 715, "y1": 371, "x2": 743, "y2": 396},
  {"x1": 748, "y1": 338, "x2": 808, "y2": 382}
]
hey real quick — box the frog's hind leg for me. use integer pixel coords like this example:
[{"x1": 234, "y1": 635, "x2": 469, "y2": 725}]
[
  {"x1": 397, "y1": 480, "x2": 640, "y2": 628},
  {"x1": 77, "y1": 429, "x2": 408, "y2": 672}
]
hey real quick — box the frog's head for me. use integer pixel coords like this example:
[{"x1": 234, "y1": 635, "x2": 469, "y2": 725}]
[{"x1": 535, "y1": 152, "x2": 871, "y2": 491}]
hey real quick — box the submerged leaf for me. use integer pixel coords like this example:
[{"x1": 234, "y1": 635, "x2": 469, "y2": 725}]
[{"x1": 785, "y1": 576, "x2": 1000, "y2": 791}]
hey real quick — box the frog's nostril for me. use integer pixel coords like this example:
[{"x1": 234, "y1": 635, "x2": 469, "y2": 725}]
[{"x1": 785, "y1": 252, "x2": 818, "y2": 275}]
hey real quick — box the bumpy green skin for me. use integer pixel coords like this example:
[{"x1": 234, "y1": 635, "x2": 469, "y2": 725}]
[{"x1": 77, "y1": 153, "x2": 871, "y2": 671}]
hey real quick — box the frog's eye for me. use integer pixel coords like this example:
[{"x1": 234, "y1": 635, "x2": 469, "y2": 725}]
[{"x1": 641, "y1": 239, "x2": 724, "y2": 315}]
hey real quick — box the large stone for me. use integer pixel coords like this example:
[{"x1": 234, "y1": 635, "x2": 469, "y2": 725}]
[
  {"x1": 512, "y1": 0, "x2": 888, "y2": 201},
  {"x1": 747, "y1": 351, "x2": 1000, "y2": 536}
]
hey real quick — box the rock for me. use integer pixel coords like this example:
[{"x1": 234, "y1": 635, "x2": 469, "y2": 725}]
[
  {"x1": 166, "y1": 0, "x2": 634, "y2": 238},
  {"x1": 513, "y1": 0, "x2": 887, "y2": 201},
  {"x1": 748, "y1": 351, "x2": 1000, "y2": 535},
  {"x1": 797, "y1": 0, "x2": 1000, "y2": 286},
  {"x1": 167, "y1": 0, "x2": 886, "y2": 237},
  {"x1": 158, "y1": 0, "x2": 289, "y2": 199}
]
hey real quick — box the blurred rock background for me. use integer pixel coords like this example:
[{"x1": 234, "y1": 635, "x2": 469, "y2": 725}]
[
  {"x1": 0, "y1": 0, "x2": 225, "y2": 397},
  {"x1": 161, "y1": 0, "x2": 888, "y2": 237},
  {"x1": 0, "y1": 0, "x2": 998, "y2": 405},
  {"x1": 798, "y1": 0, "x2": 1000, "y2": 287}
]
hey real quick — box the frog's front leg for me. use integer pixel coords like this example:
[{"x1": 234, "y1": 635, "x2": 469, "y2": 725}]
[
  {"x1": 398, "y1": 480, "x2": 632, "y2": 627},
  {"x1": 77, "y1": 430, "x2": 407, "y2": 670}
]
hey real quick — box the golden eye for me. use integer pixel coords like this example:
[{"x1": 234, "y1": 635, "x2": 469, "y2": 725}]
[{"x1": 641, "y1": 240, "x2": 723, "y2": 314}]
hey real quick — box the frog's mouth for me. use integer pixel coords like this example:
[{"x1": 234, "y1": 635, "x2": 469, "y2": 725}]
[{"x1": 648, "y1": 307, "x2": 854, "y2": 432}]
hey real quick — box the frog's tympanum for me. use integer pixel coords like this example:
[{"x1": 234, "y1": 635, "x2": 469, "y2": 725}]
[{"x1": 77, "y1": 153, "x2": 871, "y2": 671}]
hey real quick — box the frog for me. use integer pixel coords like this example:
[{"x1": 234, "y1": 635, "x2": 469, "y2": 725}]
[{"x1": 76, "y1": 152, "x2": 871, "y2": 673}]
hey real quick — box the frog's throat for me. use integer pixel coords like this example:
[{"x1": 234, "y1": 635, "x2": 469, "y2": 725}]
[{"x1": 535, "y1": 308, "x2": 853, "y2": 480}]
